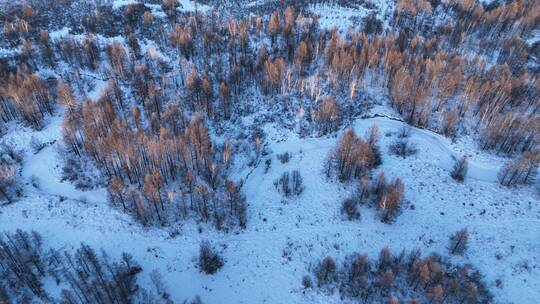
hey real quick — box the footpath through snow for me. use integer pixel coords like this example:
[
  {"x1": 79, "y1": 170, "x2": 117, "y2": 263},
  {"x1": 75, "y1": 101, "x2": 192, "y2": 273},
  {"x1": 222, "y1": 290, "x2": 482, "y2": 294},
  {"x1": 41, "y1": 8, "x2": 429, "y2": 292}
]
[
  {"x1": 354, "y1": 115, "x2": 502, "y2": 182},
  {"x1": 18, "y1": 114, "x2": 501, "y2": 207}
]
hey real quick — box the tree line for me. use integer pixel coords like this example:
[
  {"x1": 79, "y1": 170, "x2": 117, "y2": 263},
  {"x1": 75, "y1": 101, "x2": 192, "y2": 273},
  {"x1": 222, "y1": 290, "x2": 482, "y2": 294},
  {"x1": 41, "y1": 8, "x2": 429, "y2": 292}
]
[
  {"x1": 306, "y1": 245, "x2": 491, "y2": 304},
  {"x1": 0, "y1": 229, "x2": 179, "y2": 304},
  {"x1": 0, "y1": 1, "x2": 537, "y2": 214}
]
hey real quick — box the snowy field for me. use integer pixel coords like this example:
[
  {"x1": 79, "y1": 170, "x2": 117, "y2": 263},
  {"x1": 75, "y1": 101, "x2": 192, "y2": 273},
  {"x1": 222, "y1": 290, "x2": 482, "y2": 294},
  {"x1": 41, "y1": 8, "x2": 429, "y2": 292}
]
[
  {"x1": 1, "y1": 107, "x2": 538, "y2": 303},
  {"x1": 0, "y1": 0, "x2": 539, "y2": 303}
]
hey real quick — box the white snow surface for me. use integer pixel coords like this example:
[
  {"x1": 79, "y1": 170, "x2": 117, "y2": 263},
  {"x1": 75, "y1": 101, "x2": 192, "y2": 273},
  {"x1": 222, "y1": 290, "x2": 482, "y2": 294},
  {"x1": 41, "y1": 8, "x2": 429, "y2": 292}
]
[
  {"x1": 177, "y1": 0, "x2": 211, "y2": 12},
  {"x1": 110, "y1": 0, "x2": 211, "y2": 12},
  {"x1": 310, "y1": 3, "x2": 367, "y2": 33},
  {"x1": 308, "y1": 1, "x2": 394, "y2": 33},
  {"x1": 1, "y1": 109, "x2": 539, "y2": 303},
  {"x1": 0, "y1": 1, "x2": 539, "y2": 303}
]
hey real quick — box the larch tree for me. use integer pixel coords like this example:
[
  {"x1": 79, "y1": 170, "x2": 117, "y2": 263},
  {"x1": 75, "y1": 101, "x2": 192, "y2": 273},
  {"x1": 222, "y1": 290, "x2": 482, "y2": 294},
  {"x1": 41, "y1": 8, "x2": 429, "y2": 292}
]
[
  {"x1": 57, "y1": 80, "x2": 76, "y2": 113},
  {"x1": 110, "y1": 175, "x2": 126, "y2": 211},
  {"x1": 219, "y1": 81, "x2": 231, "y2": 119},
  {"x1": 449, "y1": 227, "x2": 469, "y2": 255},
  {"x1": 316, "y1": 96, "x2": 341, "y2": 135},
  {"x1": 268, "y1": 10, "x2": 281, "y2": 46}
]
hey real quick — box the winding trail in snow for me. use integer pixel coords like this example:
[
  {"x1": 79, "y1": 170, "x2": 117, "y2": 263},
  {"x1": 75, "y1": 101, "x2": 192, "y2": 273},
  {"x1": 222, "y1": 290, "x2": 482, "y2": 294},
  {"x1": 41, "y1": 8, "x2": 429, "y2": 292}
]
[
  {"x1": 22, "y1": 144, "x2": 107, "y2": 204},
  {"x1": 17, "y1": 112, "x2": 502, "y2": 209},
  {"x1": 354, "y1": 114, "x2": 502, "y2": 182},
  {"x1": 13, "y1": 115, "x2": 108, "y2": 204},
  {"x1": 2, "y1": 111, "x2": 537, "y2": 304}
]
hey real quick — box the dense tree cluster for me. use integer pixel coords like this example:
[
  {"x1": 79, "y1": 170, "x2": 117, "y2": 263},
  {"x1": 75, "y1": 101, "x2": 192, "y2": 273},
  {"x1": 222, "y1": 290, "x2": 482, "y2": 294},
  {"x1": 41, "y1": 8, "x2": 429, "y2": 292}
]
[
  {"x1": 372, "y1": 173, "x2": 405, "y2": 222},
  {"x1": 327, "y1": 127, "x2": 403, "y2": 222},
  {"x1": 326, "y1": 127, "x2": 381, "y2": 182},
  {"x1": 308, "y1": 246, "x2": 491, "y2": 303},
  {"x1": 64, "y1": 95, "x2": 247, "y2": 228},
  {"x1": 498, "y1": 149, "x2": 539, "y2": 186},
  {"x1": 0, "y1": 0, "x2": 535, "y2": 149},
  {"x1": 0, "y1": 230, "x2": 173, "y2": 304},
  {"x1": 0, "y1": 0, "x2": 537, "y2": 227},
  {"x1": 315, "y1": 96, "x2": 341, "y2": 135},
  {"x1": 0, "y1": 145, "x2": 22, "y2": 204},
  {"x1": 1, "y1": 66, "x2": 54, "y2": 130},
  {"x1": 0, "y1": 2, "x2": 536, "y2": 303}
]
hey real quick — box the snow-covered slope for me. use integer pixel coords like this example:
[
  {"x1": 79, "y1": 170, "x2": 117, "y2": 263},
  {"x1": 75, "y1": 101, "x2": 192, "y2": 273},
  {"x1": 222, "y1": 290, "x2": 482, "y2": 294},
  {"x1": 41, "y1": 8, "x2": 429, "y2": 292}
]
[
  {"x1": 1, "y1": 110, "x2": 538, "y2": 303},
  {"x1": 0, "y1": 0, "x2": 539, "y2": 303}
]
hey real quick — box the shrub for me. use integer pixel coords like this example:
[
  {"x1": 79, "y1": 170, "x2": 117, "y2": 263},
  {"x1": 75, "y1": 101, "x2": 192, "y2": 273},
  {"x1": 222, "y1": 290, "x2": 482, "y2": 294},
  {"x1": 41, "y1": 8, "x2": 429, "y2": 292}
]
[
  {"x1": 264, "y1": 159, "x2": 272, "y2": 173},
  {"x1": 314, "y1": 256, "x2": 337, "y2": 287},
  {"x1": 450, "y1": 155, "x2": 468, "y2": 182},
  {"x1": 291, "y1": 170, "x2": 304, "y2": 196},
  {"x1": 302, "y1": 275, "x2": 312, "y2": 289},
  {"x1": 398, "y1": 126, "x2": 411, "y2": 138},
  {"x1": 274, "y1": 170, "x2": 304, "y2": 197},
  {"x1": 199, "y1": 241, "x2": 223, "y2": 274},
  {"x1": 274, "y1": 172, "x2": 291, "y2": 197},
  {"x1": 277, "y1": 152, "x2": 291, "y2": 163},
  {"x1": 29, "y1": 137, "x2": 47, "y2": 154},
  {"x1": 341, "y1": 198, "x2": 360, "y2": 220},
  {"x1": 389, "y1": 137, "x2": 417, "y2": 158},
  {"x1": 370, "y1": 144, "x2": 383, "y2": 168}
]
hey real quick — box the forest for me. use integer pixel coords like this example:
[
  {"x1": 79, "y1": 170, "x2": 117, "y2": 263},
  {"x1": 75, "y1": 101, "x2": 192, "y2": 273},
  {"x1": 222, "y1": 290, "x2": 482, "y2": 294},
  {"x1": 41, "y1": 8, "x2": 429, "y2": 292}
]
[{"x1": 0, "y1": 0, "x2": 538, "y2": 302}]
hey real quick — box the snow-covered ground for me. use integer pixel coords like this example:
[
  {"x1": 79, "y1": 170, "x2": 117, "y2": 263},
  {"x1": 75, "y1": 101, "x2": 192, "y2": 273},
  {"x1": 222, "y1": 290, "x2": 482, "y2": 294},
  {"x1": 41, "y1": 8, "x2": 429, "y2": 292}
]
[
  {"x1": 308, "y1": 1, "x2": 394, "y2": 33},
  {"x1": 110, "y1": 0, "x2": 211, "y2": 12},
  {"x1": 1, "y1": 109, "x2": 538, "y2": 303},
  {"x1": 1, "y1": 0, "x2": 539, "y2": 303}
]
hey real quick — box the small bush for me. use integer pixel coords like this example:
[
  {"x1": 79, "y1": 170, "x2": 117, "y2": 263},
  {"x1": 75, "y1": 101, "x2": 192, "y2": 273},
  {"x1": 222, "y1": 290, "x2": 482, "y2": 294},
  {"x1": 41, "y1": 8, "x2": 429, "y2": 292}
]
[
  {"x1": 62, "y1": 153, "x2": 103, "y2": 190},
  {"x1": 389, "y1": 138, "x2": 417, "y2": 158},
  {"x1": 30, "y1": 137, "x2": 47, "y2": 154},
  {"x1": 450, "y1": 155, "x2": 468, "y2": 182},
  {"x1": 199, "y1": 241, "x2": 223, "y2": 274},
  {"x1": 274, "y1": 170, "x2": 304, "y2": 197},
  {"x1": 264, "y1": 159, "x2": 271, "y2": 173},
  {"x1": 314, "y1": 256, "x2": 337, "y2": 287},
  {"x1": 291, "y1": 170, "x2": 304, "y2": 196},
  {"x1": 363, "y1": 13, "x2": 383, "y2": 34},
  {"x1": 397, "y1": 127, "x2": 411, "y2": 138},
  {"x1": 341, "y1": 198, "x2": 360, "y2": 220},
  {"x1": 370, "y1": 144, "x2": 383, "y2": 168},
  {"x1": 302, "y1": 275, "x2": 312, "y2": 289},
  {"x1": 277, "y1": 152, "x2": 291, "y2": 163},
  {"x1": 274, "y1": 172, "x2": 291, "y2": 196}
]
